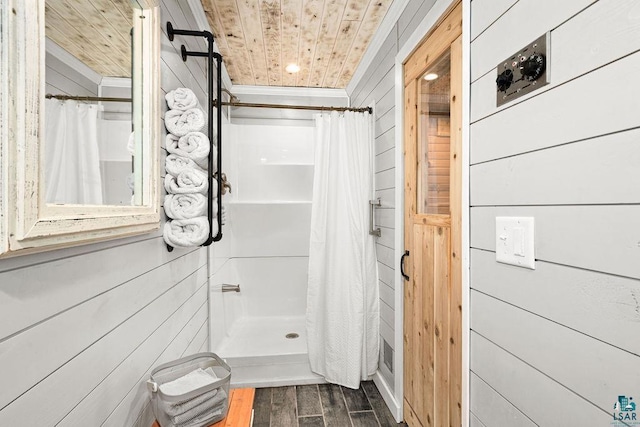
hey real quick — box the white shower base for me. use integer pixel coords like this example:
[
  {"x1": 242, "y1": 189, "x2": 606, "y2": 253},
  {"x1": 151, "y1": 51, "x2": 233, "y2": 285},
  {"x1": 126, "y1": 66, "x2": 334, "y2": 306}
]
[
  {"x1": 210, "y1": 256, "x2": 323, "y2": 388},
  {"x1": 217, "y1": 315, "x2": 324, "y2": 388},
  {"x1": 218, "y1": 315, "x2": 306, "y2": 358}
]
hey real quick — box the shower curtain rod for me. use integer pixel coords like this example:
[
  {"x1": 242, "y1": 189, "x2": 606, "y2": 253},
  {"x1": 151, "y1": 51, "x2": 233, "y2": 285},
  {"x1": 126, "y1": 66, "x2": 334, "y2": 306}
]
[
  {"x1": 45, "y1": 94, "x2": 132, "y2": 103},
  {"x1": 215, "y1": 100, "x2": 372, "y2": 114}
]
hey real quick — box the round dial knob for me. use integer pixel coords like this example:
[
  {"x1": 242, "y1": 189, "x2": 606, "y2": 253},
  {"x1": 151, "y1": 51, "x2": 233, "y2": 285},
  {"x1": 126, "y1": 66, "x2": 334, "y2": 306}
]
[
  {"x1": 520, "y1": 53, "x2": 546, "y2": 81},
  {"x1": 496, "y1": 69, "x2": 514, "y2": 92}
]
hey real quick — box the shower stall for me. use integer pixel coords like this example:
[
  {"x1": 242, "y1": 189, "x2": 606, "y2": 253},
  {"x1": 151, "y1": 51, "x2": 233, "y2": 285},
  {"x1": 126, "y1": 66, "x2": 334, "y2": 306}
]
[{"x1": 208, "y1": 122, "x2": 323, "y2": 387}]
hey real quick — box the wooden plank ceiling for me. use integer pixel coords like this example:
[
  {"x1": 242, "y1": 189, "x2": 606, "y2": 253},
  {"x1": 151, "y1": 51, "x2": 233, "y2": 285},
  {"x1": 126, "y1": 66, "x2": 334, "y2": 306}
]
[
  {"x1": 201, "y1": 0, "x2": 393, "y2": 88},
  {"x1": 45, "y1": 0, "x2": 133, "y2": 78}
]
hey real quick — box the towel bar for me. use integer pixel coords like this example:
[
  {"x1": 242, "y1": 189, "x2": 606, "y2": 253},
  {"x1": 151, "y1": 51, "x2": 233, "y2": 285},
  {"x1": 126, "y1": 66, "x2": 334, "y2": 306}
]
[
  {"x1": 221, "y1": 284, "x2": 241, "y2": 293},
  {"x1": 369, "y1": 198, "x2": 381, "y2": 237},
  {"x1": 165, "y1": 21, "x2": 224, "y2": 252}
]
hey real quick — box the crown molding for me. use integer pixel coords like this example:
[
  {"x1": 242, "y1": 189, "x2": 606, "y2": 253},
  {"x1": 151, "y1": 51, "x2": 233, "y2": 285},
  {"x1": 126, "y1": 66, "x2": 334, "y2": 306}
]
[{"x1": 229, "y1": 85, "x2": 349, "y2": 100}]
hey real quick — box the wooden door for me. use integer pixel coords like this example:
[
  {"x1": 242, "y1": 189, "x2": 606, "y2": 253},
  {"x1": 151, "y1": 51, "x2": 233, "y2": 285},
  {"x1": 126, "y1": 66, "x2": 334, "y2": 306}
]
[{"x1": 403, "y1": 3, "x2": 462, "y2": 427}]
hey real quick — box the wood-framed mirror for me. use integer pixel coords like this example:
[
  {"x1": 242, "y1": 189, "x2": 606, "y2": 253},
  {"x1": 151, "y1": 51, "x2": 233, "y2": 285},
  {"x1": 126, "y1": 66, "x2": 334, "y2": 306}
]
[{"x1": 0, "y1": 0, "x2": 161, "y2": 257}]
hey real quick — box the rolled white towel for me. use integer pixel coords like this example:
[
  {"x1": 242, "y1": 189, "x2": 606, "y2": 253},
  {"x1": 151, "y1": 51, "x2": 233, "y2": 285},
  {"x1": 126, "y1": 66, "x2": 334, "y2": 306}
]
[
  {"x1": 165, "y1": 154, "x2": 205, "y2": 177},
  {"x1": 165, "y1": 108, "x2": 206, "y2": 137},
  {"x1": 166, "y1": 132, "x2": 211, "y2": 169},
  {"x1": 163, "y1": 217, "x2": 210, "y2": 247},
  {"x1": 165, "y1": 88, "x2": 200, "y2": 111},
  {"x1": 164, "y1": 193, "x2": 210, "y2": 219},
  {"x1": 164, "y1": 169, "x2": 208, "y2": 195}
]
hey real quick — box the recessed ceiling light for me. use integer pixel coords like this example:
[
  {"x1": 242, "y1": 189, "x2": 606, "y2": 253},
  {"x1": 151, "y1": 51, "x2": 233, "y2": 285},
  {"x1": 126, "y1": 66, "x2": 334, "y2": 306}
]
[
  {"x1": 423, "y1": 73, "x2": 438, "y2": 81},
  {"x1": 285, "y1": 63, "x2": 300, "y2": 73}
]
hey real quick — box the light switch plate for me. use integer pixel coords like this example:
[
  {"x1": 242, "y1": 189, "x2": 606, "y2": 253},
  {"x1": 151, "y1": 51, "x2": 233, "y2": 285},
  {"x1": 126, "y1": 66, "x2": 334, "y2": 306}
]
[{"x1": 495, "y1": 217, "x2": 535, "y2": 269}]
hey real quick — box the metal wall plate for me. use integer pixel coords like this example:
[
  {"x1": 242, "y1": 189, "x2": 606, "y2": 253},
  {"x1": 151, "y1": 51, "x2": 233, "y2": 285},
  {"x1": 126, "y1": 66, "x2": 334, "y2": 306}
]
[{"x1": 496, "y1": 33, "x2": 550, "y2": 107}]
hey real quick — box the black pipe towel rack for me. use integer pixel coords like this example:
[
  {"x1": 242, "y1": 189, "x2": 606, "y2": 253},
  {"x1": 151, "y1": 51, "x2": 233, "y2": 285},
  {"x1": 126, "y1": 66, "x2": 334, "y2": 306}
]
[{"x1": 166, "y1": 22, "x2": 223, "y2": 252}]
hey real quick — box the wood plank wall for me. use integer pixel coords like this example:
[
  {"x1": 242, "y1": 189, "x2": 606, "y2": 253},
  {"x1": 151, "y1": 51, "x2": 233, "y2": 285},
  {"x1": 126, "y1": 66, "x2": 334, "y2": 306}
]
[
  {"x1": 469, "y1": 0, "x2": 640, "y2": 425},
  {"x1": 347, "y1": 0, "x2": 440, "y2": 396},
  {"x1": 0, "y1": 2, "x2": 217, "y2": 426}
]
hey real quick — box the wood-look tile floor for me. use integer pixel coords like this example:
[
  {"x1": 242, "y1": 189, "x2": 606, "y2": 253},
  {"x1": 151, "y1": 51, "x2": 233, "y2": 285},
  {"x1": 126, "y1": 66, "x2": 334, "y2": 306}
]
[{"x1": 252, "y1": 381, "x2": 407, "y2": 427}]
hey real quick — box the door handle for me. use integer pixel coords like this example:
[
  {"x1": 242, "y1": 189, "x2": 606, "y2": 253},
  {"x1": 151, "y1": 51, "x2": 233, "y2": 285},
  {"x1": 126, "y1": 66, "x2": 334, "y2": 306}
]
[{"x1": 400, "y1": 250, "x2": 410, "y2": 281}]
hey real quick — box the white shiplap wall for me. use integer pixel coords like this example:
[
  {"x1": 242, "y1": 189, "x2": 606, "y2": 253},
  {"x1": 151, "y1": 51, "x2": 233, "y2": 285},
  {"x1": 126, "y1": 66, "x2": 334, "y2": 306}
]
[
  {"x1": 0, "y1": 2, "x2": 216, "y2": 426},
  {"x1": 45, "y1": 53, "x2": 99, "y2": 97},
  {"x1": 469, "y1": 0, "x2": 640, "y2": 425},
  {"x1": 350, "y1": 0, "x2": 640, "y2": 423},
  {"x1": 348, "y1": 0, "x2": 440, "y2": 397}
]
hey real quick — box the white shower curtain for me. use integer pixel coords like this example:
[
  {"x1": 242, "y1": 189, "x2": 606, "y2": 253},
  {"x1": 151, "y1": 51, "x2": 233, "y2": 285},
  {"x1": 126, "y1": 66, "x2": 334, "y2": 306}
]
[
  {"x1": 306, "y1": 110, "x2": 379, "y2": 389},
  {"x1": 44, "y1": 98, "x2": 103, "y2": 204}
]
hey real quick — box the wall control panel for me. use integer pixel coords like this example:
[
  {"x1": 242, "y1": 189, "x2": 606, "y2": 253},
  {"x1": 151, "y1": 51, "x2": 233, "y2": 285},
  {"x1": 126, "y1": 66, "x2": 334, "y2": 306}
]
[{"x1": 496, "y1": 33, "x2": 550, "y2": 107}]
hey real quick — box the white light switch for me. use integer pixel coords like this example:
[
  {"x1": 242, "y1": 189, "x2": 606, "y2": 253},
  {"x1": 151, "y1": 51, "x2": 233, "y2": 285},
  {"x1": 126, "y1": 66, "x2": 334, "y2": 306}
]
[{"x1": 495, "y1": 217, "x2": 535, "y2": 269}]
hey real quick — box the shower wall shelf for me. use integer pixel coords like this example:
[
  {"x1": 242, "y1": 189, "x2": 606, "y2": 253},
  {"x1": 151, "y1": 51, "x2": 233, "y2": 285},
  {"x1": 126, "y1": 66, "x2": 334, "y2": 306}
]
[{"x1": 165, "y1": 21, "x2": 223, "y2": 252}]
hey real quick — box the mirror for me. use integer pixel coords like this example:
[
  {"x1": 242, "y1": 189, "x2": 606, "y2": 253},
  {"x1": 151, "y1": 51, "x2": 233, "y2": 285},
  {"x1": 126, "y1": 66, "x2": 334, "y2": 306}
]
[
  {"x1": 0, "y1": 0, "x2": 161, "y2": 256},
  {"x1": 44, "y1": 0, "x2": 142, "y2": 206}
]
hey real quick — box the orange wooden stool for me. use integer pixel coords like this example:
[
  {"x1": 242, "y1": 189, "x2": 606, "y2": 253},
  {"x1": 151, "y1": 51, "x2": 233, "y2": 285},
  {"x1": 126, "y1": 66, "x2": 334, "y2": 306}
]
[{"x1": 152, "y1": 388, "x2": 255, "y2": 427}]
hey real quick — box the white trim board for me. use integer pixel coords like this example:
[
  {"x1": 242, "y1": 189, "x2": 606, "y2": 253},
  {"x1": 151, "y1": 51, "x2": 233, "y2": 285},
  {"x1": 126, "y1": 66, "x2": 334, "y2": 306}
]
[
  {"x1": 392, "y1": 0, "x2": 471, "y2": 425},
  {"x1": 461, "y1": 2, "x2": 471, "y2": 426},
  {"x1": 374, "y1": 370, "x2": 402, "y2": 421},
  {"x1": 100, "y1": 77, "x2": 131, "y2": 88},
  {"x1": 229, "y1": 85, "x2": 349, "y2": 100},
  {"x1": 346, "y1": 0, "x2": 412, "y2": 95},
  {"x1": 0, "y1": 2, "x2": 7, "y2": 255}
]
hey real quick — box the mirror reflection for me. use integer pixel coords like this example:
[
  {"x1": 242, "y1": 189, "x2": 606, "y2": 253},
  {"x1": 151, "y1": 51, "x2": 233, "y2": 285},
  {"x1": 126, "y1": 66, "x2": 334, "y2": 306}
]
[{"x1": 44, "y1": 0, "x2": 142, "y2": 206}]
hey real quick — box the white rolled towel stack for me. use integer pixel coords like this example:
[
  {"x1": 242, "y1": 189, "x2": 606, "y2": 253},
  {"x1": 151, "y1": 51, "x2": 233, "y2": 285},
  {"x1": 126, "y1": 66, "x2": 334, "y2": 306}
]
[
  {"x1": 164, "y1": 169, "x2": 214, "y2": 195},
  {"x1": 165, "y1": 154, "x2": 205, "y2": 177},
  {"x1": 165, "y1": 87, "x2": 200, "y2": 111},
  {"x1": 164, "y1": 193, "x2": 216, "y2": 220},
  {"x1": 163, "y1": 88, "x2": 218, "y2": 249},
  {"x1": 164, "y1": 108, "x2": 207, "y2": 137},
  {"x1": 166, "y1": 132, "x2": 216, "y2": 170}
]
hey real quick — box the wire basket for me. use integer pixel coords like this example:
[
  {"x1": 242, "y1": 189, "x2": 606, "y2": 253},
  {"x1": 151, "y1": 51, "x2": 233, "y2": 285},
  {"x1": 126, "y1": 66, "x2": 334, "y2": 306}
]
[{"x1": 147, "y1": 352, "x2": 231, "y2": 427}]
